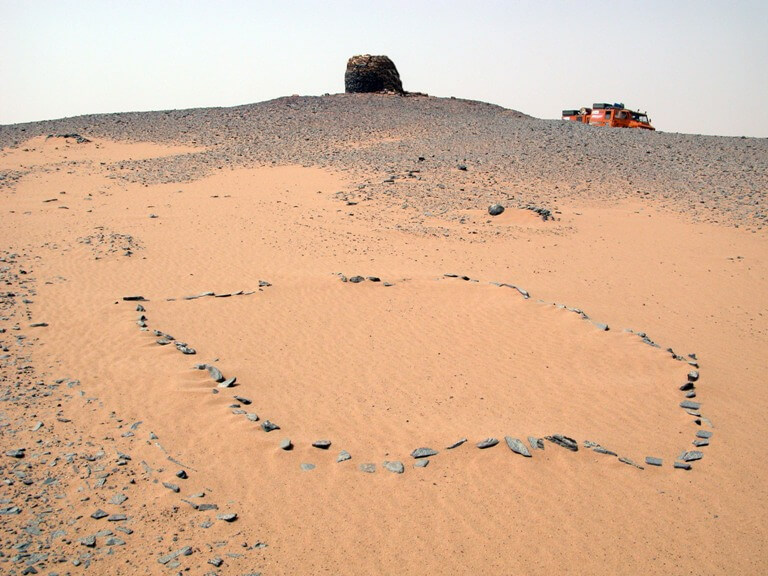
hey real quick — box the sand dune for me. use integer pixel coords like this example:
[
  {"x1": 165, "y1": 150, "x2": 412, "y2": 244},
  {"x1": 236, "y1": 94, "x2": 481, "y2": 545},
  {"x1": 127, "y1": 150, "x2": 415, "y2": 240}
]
[{"x1": 1, "y1": 98, "x2": 767, "y2": 575}]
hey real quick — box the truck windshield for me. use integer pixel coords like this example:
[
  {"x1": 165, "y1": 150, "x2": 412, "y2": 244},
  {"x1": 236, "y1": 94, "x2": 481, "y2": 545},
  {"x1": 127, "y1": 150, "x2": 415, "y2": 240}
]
[{"x1": 633, "y1": 113, "x2": 649, "y2": 123}]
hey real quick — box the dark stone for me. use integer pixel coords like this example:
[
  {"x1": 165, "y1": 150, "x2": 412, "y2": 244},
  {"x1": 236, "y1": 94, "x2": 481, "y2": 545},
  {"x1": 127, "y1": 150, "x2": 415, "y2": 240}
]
[
  {"x1": 674, "y1": 461, "x2": 692, "y2": 470},
  {"x1": 217, "y1": 513, "x2": 238, "y2": 522},
  {"x1": 488, "y1": 204, "x2": 505, "y2": 216},
  {"x1": 176, "y1": 470, "x2": 188, "y2": 479},
  {"x1": 618, "y1": 457, "x2": 644, "y2": 470},
  {"x1": 528, "y1": 436, "x2": 545, "y2": 450},
  {"x1": 693, "y1": 439, "x2": 709, "y2": 447},
  {"x1": 681, "y1": 451, "x2": 703, "y2": 462},
  {"x1": 688, "y1": 370, "x2": 700, "y2": 382},
  {"x1": 218, "y1": 377, "x2": 236, "y2": 388},
  {"x1": 6, "y1": 448, "x2": 25, "y2": 458},
  {"x1": 234, "y1": 395, "x2": 251, "y2": 405},
  {"x1": 680, "y1": 381, "x2": 695, "y2": 391},
  {"x1": 162, "y1": 482, "x2": 180, "y2": 493},
  {"x1": 696, "y1": 430, "x2": 712, "y2": 439},
  {"x1": 545, "y1": 435, "x2": 579, "y2": 451},
  {"x1": 383, "y1": 460, "x2": 405, "y2": 474},
  {"x1": 206, "y1": 365, "x2": 225, "y2": 383},
  {"x1": 197, "y1": 503, "x2": 218, "y2": 511},
  {"x1": 261, "y1": 420, "x2": 279, "y2": 432},
  {"x1": 411, "y1": 447, "x2": 438, "y2": 459},
  {"x1": 680, "y1": 400, "x2": 700, "y2": 410},
  {"x1": 645, "y1": 457, "x2": 663, "y2": 466},
  {"x1": 122, "y1": 296, "x2": 146, "y2": 301},
  {"x1": 349, "y1": 276, "x2": 365, "y2": 283},
  {"x1": 446, "y1": 438, "x2": 467, "y2": 449},
  {"x1": 458, "y1": 164, "x2": 468, "y2": 171},
  {"x1": 476, "y1": 438, "x2": 499, "y2": 449},
  {"x1": 504, "y1": 437, "x2": 532, "y2": 457},
  {"x1": 345, "y1": 54, "x2": 404, "y2": 94},
  {"x1": 312, "y1": 440, "x2": 332, "y2": 449},
  {"x1": 91, "y1": 509, "x2": 108, "y2": 520},
  {"x1": 280, "y1": 438, "x2": 293, "y2": 451}
]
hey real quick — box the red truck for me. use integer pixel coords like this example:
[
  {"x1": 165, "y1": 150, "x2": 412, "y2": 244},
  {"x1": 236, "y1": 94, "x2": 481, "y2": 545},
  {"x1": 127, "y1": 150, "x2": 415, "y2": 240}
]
[{"x1": 562, "y1": 103, "x2": 655, "y2": 130}]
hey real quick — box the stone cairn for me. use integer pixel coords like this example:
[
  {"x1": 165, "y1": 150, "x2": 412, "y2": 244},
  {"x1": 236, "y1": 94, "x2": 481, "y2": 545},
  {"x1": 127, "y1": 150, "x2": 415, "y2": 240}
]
[{"x1": 345, "y1": 54, "x2": 404, "y2": 94}]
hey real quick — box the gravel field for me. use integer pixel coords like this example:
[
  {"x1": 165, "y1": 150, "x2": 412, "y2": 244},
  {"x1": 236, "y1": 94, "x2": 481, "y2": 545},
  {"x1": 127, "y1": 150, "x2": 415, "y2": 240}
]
[{"x1": 1, "y1": 93, "x2": 766, "y2": 229}]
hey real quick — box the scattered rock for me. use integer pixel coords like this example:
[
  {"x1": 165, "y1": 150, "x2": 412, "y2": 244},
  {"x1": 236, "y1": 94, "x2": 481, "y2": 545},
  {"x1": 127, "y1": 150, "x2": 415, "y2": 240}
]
[
  {"x1": 488, "y1": 204, "x2": 505, "y2": 216},
  {"x1": 280, "y1": 438, "x2": 293, "y2": 451},
  {"x1": 476, "y1": 438, "x2": 499, "y2": 449},
  {"x1": 645, "y1": 457, "x2": 663, "y2": 466},
  {"x1": 618, "y1": 457, "x2": 644, "y2": 470},
  {"x1": 90, "y1": 509, "x2": 108, "y2": 520},
  {"x1": 383, "y1": 461, "x2": 405, "y2": 474},
  {"x1": 261, "y1": 420, "x2": 280, "y2": 432},
  {"x1": 504, "y1": 437, "x2": 532, "y2": 457},
  {"x1": 218, "y1": 377, "x2": 236, "y2": 388},
  {"x1": 175, "y1": 470, "x2": 188, "y2": 479},
  {"x1": 681, "y1": 451, "x2": 704, "y2": 462},
  {"x1": 680, "y1": 400, "x2": 701, "y2": 410},
  {"x1": 411, "y1": 447, "x2": 438, "y2": 459},
  {"x1": 545, "y1": 435, "x2": 579, "y2": 451},
  {"x1": 312, "y1": 440, "x2": 332, "y2": 449},
  {"x1": 688, "y1": 370, "x2": 700, "y2": 382},
  {"x1": 414, "y1": 459, "x2": 429, "y2": 468},
  {"x1": 359, "y1": 463, "x2": 376, "y2": 473},
  {"x1": 696, "y1": 430, "x2": 713, "y2": 439},
  {"x1": 528, "y1": 436, "x2": 545, "y2": 450},
  {"x1": 217, "y1": 513, "x2": 238, "y2": 522},
  {"x1": 674, "y1": 461, "x2": 692, "y2": 470},
  {"x1": 446, "y1": 438, "x2": 467, "y2": 450},
  {"x1": 337, "y1": 450, "x2": 352, "y2": 462}
]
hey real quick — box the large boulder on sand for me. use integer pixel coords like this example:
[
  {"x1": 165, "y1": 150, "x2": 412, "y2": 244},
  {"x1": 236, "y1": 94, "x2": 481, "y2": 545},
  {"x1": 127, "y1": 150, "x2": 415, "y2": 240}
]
[{"x1": 345, "y1": 55, "x2": 404, "y2": 94}]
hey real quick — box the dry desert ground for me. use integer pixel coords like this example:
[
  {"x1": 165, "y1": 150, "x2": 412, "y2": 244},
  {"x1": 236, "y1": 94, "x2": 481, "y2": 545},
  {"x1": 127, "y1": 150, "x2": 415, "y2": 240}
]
[{"x1": 0, "y1": 94, "x2": 767, "y2": 575}]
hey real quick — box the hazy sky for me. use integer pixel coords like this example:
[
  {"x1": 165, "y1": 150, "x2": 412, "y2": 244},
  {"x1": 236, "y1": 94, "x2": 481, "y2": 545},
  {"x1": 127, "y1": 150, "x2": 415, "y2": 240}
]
[{"x1": 2, "y1": 0, "x2": 767, "y2": 137}]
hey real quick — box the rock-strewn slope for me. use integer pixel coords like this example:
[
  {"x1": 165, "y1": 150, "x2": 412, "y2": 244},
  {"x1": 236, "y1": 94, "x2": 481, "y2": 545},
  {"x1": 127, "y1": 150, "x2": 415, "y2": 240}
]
[{"x1": 1, "y1": 93, "x2": 766, "y2": 228}]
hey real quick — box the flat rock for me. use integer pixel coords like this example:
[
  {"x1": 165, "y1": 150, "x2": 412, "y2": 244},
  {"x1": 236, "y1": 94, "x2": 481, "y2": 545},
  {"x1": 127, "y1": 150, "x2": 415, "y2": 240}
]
[
  {"x1": 279, "y1": 438, "x2": 293, "y2": 451},
  {"x1": 674, "y1": 461, "x2": 692, "y2": 470},
  {"x1": 411, "y1": 447, "x2": 438, "y2": 459},
  {"x1": 349, "y1": 275, "x2": 365, "y2": 283},
  {"x1": 312, "y1": 440, "x2": 332, "y2": 449},
  {"x1": 218, "y1": 377, "x2": 236, "y2": 388},
  {"x1": 337, "y1": 450, "x2": 352, "y2": 462},
  {"x1": 261, "y1": 420, "x2": 279, "y2": 432},
  {"x1": 680, "y1": 400, "x2": 701, "y2": 410},
  {"x1": 359, "y1": 463, "x2": 376, "y2": 473},
  {"x1": 383, "y1": 460, "x2": 405, "y2": 474},
  {"x1": 693, "y1": 439, "x2": 709, "y2": 447},
  {"x1": 476, "y1": 438, "x2": 499, "y2": 449},
  {"x1": 90, "y1": 509, "x2": 108, "y2": 520},
  {"x1": 682, "y1": 451, "x2": 704, "y2": 462},
  {"x1": 300, "y1": 463, "x2": 316, "y2": 471},
  {"x1": 162, "y1": 482, "x2": 180, "y2": 493},
  {"x1": 545, "y1": 435, "x2": 579, "y2": 451},
  {"x1": 5, "y1": 448, "x2": 25, "y2": 458},
  {"x1": 204, "y1": 365, "x2": 225, "y2": 382},
  {"x1": 414, "y1": 459, "x2": 429, "y2": 468},
  {"x1": 122, "y1": 295, "x2": 146, "y2": 301},
  {"x1": 696, "y1": 430, "x2": 713, "y2": 439},
  {"x1": 528, "y1": 436, "x2": 545, "y2": 450},
  {"x1": 446, "y1": 438, "x2": 467, "y2": 449},
  {"x1": 246, "y1": 413, "x2": 260, "y2": 422},
  {"x1": 158, "y1": 546, "x2": 192, "y2": 565},
  {"x1": 618, "y1": 457, "x2": 644, "y2": 470},
  {"x1": 234, "y1": 395, "x2": 251, "y2": 405},
  {"x1": 217, "y1": 513, "x2": 238, "y2": 522},
  {"x1": 505, "y1": 436, "x2": 532, "y2": 457},
  {"x1": 645, "y1": 457, "x2": 663, "y2": 466}
]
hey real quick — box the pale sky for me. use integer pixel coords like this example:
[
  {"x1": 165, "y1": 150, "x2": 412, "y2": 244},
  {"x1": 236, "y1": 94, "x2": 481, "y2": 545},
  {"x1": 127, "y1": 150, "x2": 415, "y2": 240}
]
[{"x1": 2, "y1": 0, "x2": 767, "y2": 137}]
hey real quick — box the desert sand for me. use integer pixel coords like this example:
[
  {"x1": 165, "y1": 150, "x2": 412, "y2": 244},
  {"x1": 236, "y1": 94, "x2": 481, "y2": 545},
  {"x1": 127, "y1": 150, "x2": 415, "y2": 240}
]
[{"x1": 0, "y1": 95, "x2": 766, "y2": 575}]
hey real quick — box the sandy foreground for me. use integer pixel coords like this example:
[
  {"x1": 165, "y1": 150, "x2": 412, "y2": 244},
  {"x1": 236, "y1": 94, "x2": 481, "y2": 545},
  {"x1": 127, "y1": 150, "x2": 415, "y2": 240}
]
[{"x1": 0, "y1": 108, "x2": 766, "y2": 576}]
